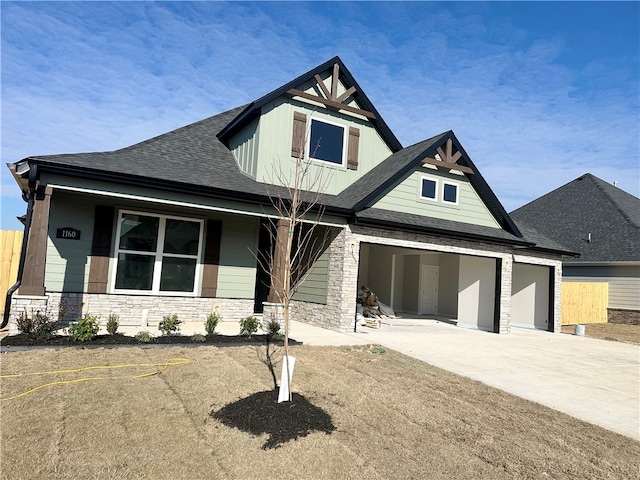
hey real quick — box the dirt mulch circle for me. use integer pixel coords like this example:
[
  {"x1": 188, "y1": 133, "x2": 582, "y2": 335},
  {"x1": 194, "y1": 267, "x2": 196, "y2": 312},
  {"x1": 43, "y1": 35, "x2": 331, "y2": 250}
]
[{"x1": 211, "y1": 389, "x2": 336, "y2": 449}]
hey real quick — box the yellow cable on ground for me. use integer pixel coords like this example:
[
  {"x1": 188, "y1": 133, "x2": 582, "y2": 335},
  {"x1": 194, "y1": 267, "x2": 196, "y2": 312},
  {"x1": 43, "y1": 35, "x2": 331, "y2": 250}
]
[{"x1": 0, "y1": 358, "x2": 191, "y2": 401}]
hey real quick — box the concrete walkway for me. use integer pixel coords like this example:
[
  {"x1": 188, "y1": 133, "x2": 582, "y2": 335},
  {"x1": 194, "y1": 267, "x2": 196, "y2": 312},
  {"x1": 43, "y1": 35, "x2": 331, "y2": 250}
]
[{"x1": 283, "y1": 318, "x2": 640, "y2": 441}]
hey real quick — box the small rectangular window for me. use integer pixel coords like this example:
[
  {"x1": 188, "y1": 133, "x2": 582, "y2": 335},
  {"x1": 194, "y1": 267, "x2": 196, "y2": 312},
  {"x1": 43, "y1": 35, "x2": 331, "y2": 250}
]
[
  {"x1": 443, "y1": 182, "x2": 459, "y2": 204},
  {"x1": 420, "y1": 177, "x2": 438, "y2": 201},
  {"x1": 309, "y1": 119, "x2": 345, "y2": 165}
]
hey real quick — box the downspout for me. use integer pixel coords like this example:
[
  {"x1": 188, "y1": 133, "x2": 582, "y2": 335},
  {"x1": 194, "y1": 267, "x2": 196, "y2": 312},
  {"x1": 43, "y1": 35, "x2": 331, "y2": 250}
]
[{"x1": 1, "y1": 165, "x2": 37, "y2": 329}]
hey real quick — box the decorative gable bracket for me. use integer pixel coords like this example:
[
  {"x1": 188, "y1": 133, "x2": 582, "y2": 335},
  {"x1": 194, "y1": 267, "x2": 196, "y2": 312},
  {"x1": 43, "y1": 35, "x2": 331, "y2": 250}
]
[
  {"x1": 422, "y1": 139, "x2": 474, "y2": 174},
  {"x1": 287, "y1": 63, "x2": 376, "y2": 119}
]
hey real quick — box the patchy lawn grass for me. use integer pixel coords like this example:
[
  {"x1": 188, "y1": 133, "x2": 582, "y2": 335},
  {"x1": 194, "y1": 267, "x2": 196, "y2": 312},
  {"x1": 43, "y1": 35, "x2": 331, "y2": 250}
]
[
  {"x1": 561, "y1": 323, "x2": 640, "y2": 345},
  {"x1": 1, "y1": 344, "x2": 638, "y2": 479}
]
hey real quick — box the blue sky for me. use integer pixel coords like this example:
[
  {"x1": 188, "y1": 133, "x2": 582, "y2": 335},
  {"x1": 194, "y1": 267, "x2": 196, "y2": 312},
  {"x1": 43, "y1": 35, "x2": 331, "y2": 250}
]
[{"x1": 2, "y1": 1, "x2": 638, "y2": 230}]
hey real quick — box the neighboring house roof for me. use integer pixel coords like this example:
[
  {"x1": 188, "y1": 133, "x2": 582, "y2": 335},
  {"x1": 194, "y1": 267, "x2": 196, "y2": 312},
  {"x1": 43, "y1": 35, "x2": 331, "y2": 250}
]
[{"x1": 510, "y1": 173, "x2": 640, "y2": 263}]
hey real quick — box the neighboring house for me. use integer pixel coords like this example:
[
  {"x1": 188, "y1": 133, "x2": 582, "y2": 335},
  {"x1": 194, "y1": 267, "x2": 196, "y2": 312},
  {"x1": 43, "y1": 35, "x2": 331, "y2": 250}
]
[
  {"x1": 5, "y1": 57, "x2": 574, "y2": 334},
  {"x1": 510, "y1": 173, "x2": 640, "y2": 324}
]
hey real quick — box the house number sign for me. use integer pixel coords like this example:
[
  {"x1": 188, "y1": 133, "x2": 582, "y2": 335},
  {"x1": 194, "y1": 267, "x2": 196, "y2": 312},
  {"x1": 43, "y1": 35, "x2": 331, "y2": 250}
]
[{"x1": 56, "y1": 227, "x2": 81, "y2": 240}]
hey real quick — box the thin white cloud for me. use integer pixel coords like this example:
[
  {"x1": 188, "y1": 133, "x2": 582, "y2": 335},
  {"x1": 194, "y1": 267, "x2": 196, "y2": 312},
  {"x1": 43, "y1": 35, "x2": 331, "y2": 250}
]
[{"x1": 1, "y1": 1, "x2": 638, "y2": 230}]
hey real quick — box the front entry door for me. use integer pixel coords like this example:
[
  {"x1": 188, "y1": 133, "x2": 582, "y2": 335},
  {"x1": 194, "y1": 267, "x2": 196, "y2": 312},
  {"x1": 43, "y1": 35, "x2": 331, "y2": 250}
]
[{"x1": 420, "y1": 265, "x2": 439, "y2": 315}]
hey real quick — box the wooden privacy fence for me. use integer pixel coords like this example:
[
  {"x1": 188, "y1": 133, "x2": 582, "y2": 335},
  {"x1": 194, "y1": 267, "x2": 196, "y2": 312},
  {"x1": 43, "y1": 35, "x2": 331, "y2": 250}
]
[
  {"x1": 561, "y1": 281, "x2": 608, "y2": 325},
  {"x1": 1, "y1": 230, "x2": 24, "y2": 316}
]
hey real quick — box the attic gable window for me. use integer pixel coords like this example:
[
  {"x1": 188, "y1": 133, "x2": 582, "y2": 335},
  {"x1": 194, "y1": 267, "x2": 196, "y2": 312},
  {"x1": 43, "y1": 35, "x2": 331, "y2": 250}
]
[
  {"x1": 309, "y1": 119, "x2": 345, "y2": 166},
  {"x1": 419, "y1": 176, "x2": 459, "y2": 205},
  {"x1": 443, "y1": 181, "x2": 459, "y2": 205},
  {"x1": 112, "y1": 211, "x2": 203, "y2": 295},
  {"x1": 420, "y1": 177, "x2": 438, "y2": 201}
]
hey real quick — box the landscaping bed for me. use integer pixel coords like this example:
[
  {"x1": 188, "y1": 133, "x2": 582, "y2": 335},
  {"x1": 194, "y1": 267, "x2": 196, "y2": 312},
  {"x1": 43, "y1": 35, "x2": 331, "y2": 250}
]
[{"x1": 0, "y1": 332, "x2": 301, "y2": 347}]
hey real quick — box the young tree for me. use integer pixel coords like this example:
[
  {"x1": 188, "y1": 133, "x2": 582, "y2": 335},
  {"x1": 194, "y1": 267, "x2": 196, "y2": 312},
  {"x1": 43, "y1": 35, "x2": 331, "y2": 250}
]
[{"x1": 256, "y1": 123, "x2": 332, "y2": 402}]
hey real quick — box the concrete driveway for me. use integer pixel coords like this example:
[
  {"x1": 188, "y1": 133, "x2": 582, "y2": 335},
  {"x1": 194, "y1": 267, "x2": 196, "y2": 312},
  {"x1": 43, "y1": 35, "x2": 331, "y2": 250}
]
[{"x1": 288, "y1": 318, "x2": 640, "y2": 441}]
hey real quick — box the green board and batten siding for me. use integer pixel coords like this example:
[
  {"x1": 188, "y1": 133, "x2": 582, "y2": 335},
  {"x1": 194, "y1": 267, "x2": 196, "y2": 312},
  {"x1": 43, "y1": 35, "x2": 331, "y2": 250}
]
[
  {"x1": 228, "y1": 117, "x2": 260, "y2": 179},
  {"x1": 373, "y1": 167, "x2": 501, "y2": 228},
  {"x1": 215, "y1": 218, "x2": 259, "y2": 299},
  {"x1": 45, "y1": 191, "x2": 97, "y2": 292}
]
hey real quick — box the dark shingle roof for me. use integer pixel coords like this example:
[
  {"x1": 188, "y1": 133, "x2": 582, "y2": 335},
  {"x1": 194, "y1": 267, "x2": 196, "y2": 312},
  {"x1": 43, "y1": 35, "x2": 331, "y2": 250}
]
[
  {"x1": 510, "y1": 173, "x2": 640, "y2": 262},
  {"x1": 355, "y1": 207, "x2": 531, "y2": 246},
  {"x1": 27, "y1": 106, "x2": 258, "y2": 193},
  {"x1": 9, "y1": 57, "x2": 574, "y2": 256}
]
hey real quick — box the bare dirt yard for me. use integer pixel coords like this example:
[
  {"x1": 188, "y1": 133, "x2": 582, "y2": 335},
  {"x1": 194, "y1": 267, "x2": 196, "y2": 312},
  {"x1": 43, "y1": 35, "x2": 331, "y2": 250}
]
[
  {"x1": 1, "y1": 344, "x2": 638, "y2": 480},
  {"x1": 561, "y1": 323, "x2": 639, "y2": 345}
]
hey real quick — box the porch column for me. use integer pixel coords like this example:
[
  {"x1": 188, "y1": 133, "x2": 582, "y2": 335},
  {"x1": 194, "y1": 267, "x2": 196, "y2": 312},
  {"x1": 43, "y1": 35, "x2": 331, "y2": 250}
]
[
  {"x1": 267, "y1": 218, "x2": 289, "y2": 303},
  {"x1": 19, "y1": 185, "x2": 53, "y2": 296}
]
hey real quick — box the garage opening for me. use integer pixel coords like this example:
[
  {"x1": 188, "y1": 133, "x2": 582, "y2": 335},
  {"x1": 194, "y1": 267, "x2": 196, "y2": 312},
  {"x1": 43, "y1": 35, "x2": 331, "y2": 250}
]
[
  {"x1": 357, "y1": 243, "x2": 499, "y2": 332},
  {"x1": 511, "y1": 263, "x2": 553, "y2": 331}
]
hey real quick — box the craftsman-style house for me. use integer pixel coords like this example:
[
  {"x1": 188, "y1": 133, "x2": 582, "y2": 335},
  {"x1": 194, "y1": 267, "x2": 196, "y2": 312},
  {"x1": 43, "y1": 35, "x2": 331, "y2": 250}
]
[{"x1": 5, "y1": 57, "x2": 573, "y2": 334}]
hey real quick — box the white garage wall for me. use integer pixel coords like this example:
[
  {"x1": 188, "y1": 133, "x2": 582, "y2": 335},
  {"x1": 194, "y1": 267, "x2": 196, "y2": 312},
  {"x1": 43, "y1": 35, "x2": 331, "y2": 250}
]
[
  {"x1": 512, "y1": 263, "x2": 550, "y2": 330},
  {"x1": 438, "y1": 253, "x2": 459, "y2": 317},
  {"x1": 458, "y1": 255, "x2": 496, "y2": 331}
]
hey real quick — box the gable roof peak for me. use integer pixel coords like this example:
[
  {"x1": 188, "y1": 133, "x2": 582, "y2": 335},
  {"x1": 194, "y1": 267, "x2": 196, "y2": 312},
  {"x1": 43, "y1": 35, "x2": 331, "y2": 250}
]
[
  {"x1": 217, "y1": 57, "x2": 402, "y2": 152},
  {"x1": 581, "y1": 173, "x2": 640, "y2": 227}
]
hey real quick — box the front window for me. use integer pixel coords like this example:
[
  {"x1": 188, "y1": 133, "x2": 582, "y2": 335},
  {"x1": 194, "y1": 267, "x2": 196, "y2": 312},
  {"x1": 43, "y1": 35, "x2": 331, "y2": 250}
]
[
  {"x1": 113, "y1": 211, "x2": 203, "y2": 294},
  {"x1": 308, "y1": 119, "x2": 345, "y2": 165}
]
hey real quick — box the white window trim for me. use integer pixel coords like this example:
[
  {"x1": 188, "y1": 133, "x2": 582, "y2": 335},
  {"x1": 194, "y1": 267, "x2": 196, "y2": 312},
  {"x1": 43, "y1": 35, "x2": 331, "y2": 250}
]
[
  {"x1": 307, "y1": 117, "x2": 347, "y2": 168},
  {"x1": 442, "y1": 180, "x2": 460, "y2": 205},
  {"x1": 110, "y1": 209, "x2": 205, "y2": 296},
  {"x1": 418, "y1": 176, "x2": 439, "y2": 202}
]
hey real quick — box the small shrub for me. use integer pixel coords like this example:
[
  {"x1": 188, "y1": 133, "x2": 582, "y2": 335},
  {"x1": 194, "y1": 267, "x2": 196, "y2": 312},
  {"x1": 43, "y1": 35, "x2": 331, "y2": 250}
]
[
  {"x1": 68, "y1": 314, "x2": 100, "y2": 342},
  {"x1": 33, "y1": 311, "x2": 58, "y2": 341},
  {"x1": 135, "y1": 331, "x2": 151, "y2": 343},
  {"x1": 158, "y1": 314, "x2": 182, "y2": 336},
  {"x1": 239, "y1": 316, "x2": 260, "y2": 337},
  {"x1": 17, "y1": 309, "x2": 58, "y2": 341},
  {"x1": 16, "y1": 309, "x2": 35, "y2": 335},
  {"x1": 205, "y1": 312, "x2": 220, "y2": 335},
  {"x1": 263, "y1": 318, "x2": 283, "y2": 341},
  {"x1": 191, "y1": 333, "x2": 206, "y2": 343},
  {"x1": 106, "y1": 313, "x2": 119, "y2": 336}
]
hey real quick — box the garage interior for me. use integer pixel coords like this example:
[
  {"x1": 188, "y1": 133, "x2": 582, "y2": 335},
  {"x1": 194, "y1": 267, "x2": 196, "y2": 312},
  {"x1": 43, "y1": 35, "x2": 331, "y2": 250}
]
[{"x1": 357, "y1": 243, "x2": 553, "y2": 332}]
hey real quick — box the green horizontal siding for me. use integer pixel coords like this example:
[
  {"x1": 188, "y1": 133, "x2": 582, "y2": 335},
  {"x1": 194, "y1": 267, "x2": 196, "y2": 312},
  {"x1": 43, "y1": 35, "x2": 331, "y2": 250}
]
[{"x1": 373, "y1": 168, "x2": 500, "y2": 228}]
